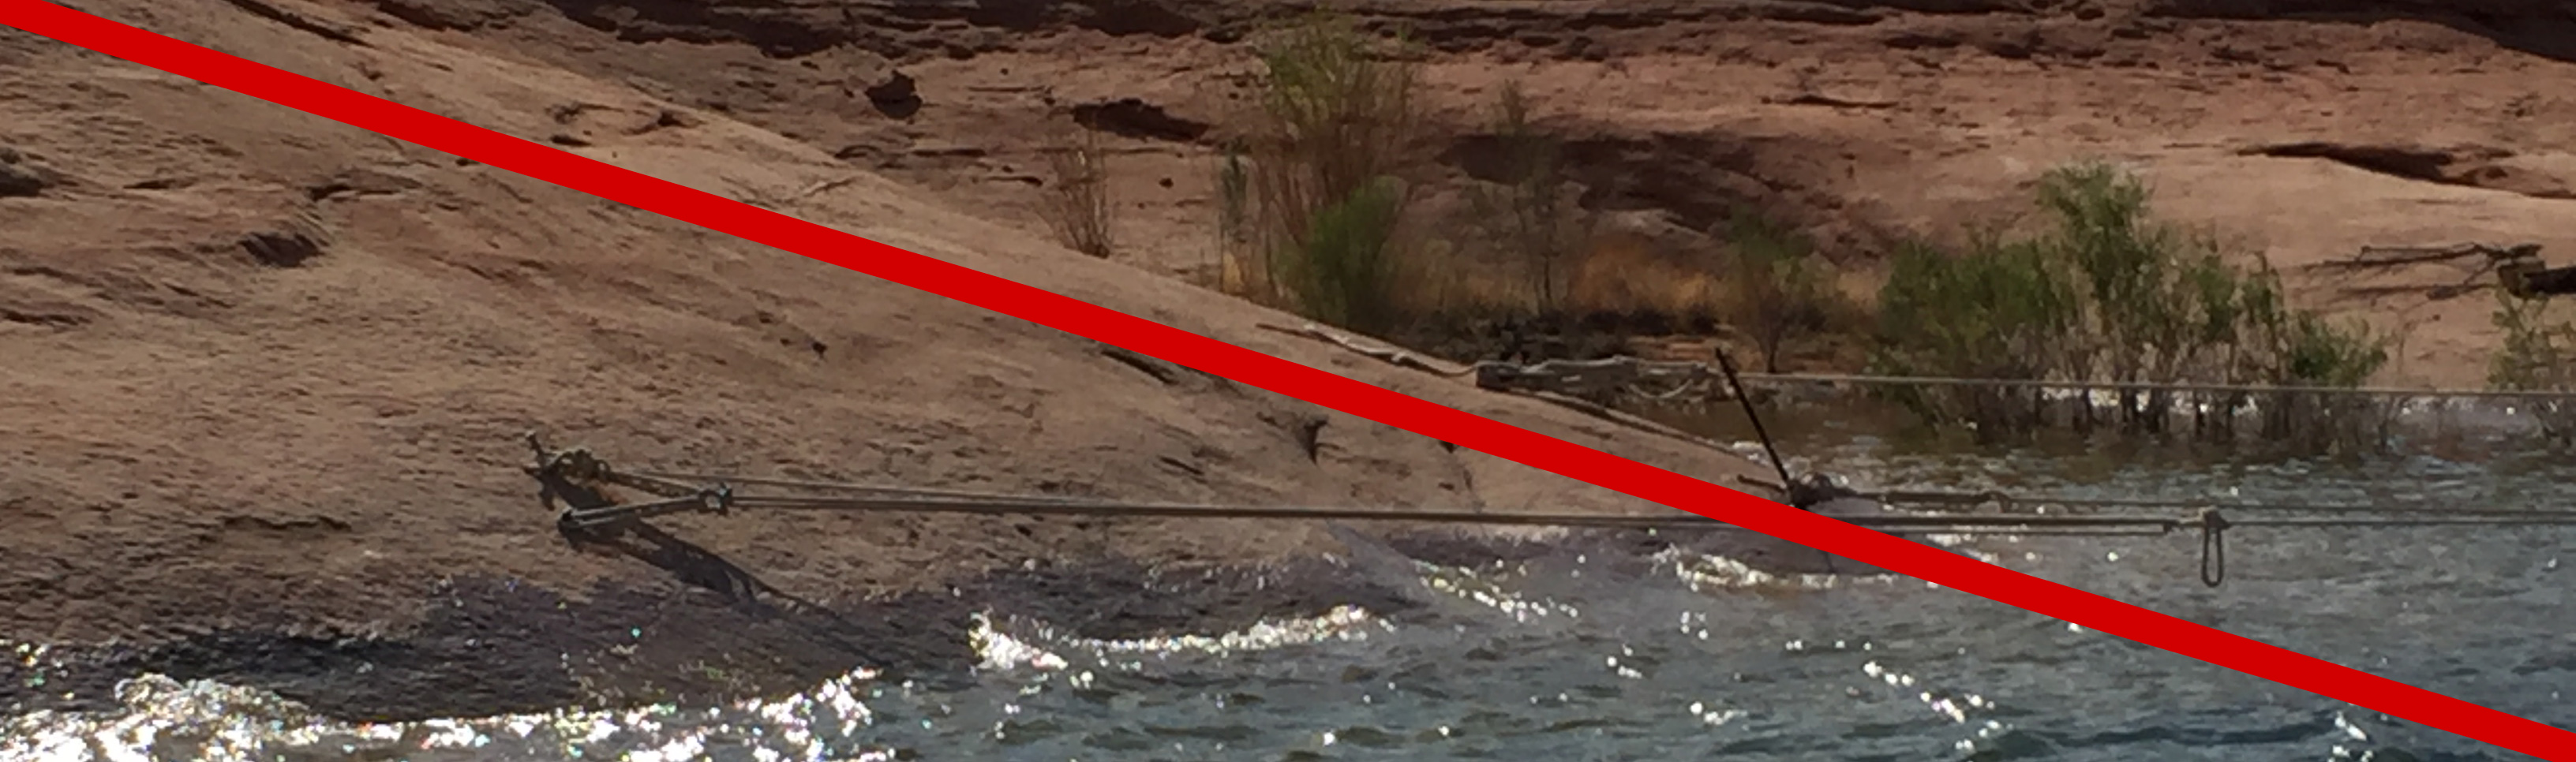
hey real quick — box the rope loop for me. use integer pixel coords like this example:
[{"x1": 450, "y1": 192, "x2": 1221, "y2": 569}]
[{"x1": 2198, "y1": 507, "x2": 2231, "y2": 588}]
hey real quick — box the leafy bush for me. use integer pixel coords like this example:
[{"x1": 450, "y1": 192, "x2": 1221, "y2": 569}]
[
  {"x1": 1227, "y1": 10, "x2": 1424, "y2": 334},
  {"x1": 2488, "y1": 289, "x2": 2576, "y2": 443},
  {"x1": 1870, "y1": 160, "x2": 2390, "y2": 443},
  {"x1": 2490, "y1": 289, "x2": 2576, "y2": 390},
  {"x1": 1871, "y1": 233, "x2": 2082, "y2": 432},
  {"x1": 1282, "y1": 175, "x2": 1408, "y2": 331}
]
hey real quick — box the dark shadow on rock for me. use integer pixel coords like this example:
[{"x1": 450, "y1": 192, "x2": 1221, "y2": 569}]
[
  {"x1": 570, "y1": 520, "x2": 777, "y2": 610},
  {"x1": 0, "y1": 147, "x2": 57, "y2": 197},
  {"x1": 1071, "y1": 98, "x2": 1211, "y2": 143},
  {"x1": 527, "y1": 0, "x2": 1202, "y2": 58},
  {"x1": 2144, "y1": 2, "x2": 2576, "y2": 65}
]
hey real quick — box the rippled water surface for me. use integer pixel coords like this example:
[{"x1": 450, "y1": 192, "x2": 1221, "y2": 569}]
[{"x1": 10, "y1": 409, "x2": 2576, "y2": 761}]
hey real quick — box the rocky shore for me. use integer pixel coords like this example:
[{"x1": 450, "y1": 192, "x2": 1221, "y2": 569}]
[
  {"x1": 2, "y1": 514, "x2": 1919, "y2": 720},
  {"x1": 10, "y1": 0, "x2": 2575, "y2": 723}
]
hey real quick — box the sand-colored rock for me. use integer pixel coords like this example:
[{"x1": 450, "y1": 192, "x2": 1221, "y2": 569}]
[{"x1": 0, "y1": 0, "x2": 1780, "y2": 651}]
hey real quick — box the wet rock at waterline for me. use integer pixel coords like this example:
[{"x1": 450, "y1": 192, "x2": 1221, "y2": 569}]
[{"x1": 0, "y1": 524, "x2": 1902, "y2": 722}]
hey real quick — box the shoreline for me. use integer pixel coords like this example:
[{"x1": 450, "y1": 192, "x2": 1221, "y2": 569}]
[{"x1": 0, "y1": 518, "x2": 1890, "y2": 723}]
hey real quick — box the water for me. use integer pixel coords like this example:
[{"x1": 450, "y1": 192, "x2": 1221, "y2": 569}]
[{"x1": 9, "y1": 412, "x2": 2576, "y2": 761}]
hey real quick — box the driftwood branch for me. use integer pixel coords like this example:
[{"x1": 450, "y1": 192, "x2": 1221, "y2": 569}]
[
  {"x1": 2313, "y1": 242, "x2": 2537, "y2": 271},
  {"x1": 1255, "y1": 322, "x2": 1735, "y2": 402},
  {"x1": 2305, "y1": 241, "x2": 2548, "y2": 301},
  {"x1": 1256, "y1": 322, "x2": 1475, "y2": 377},
  {"x1": 1255, "y1": 321, "x2": 1786, "y2": 495}
]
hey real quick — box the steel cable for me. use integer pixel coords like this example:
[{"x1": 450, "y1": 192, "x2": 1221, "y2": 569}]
[
  {"x1": 1869, "y1": 489, "x2": 2576, "y2": 518},
  {"x1": 632, "y1": 469, "x2": 2576, "y2": 528},
  {"x1": 552, "y1": 465, "x2": 2576, "y2": 589}
]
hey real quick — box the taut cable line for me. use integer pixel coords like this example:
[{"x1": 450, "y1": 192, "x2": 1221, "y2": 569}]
[
  {"x1": 525, "y1": 435, "x2": 2576, "y2": 589},
  {"x1": 1864, "y1": 488, "x2": 2576, "y2": 519},
  {"x1": 1733, "y1": 372, "x2": 2576, "y2": 402},
  {"x1": 549, "y1": 443, "x2": 2188, "y2": 536}
]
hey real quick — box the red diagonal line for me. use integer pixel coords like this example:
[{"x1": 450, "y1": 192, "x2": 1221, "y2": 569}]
[{"x1": 9, "y1": 1, "x2": 2570, "y2": 756}]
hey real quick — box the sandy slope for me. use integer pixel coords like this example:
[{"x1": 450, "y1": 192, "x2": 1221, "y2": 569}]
[{"x1": 0, "y1": 0, "x2": 1780, "y2": 656}]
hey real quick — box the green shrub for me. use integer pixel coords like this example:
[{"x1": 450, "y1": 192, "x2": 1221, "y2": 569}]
[
  {"x1": 1282, "y1": 176, "x2": 1408, "y2": 332},
  {"x1": 2488, "y1": 289, "x2": 2576, "y2": 443},
  {"x1": 2491, "y1": 289, "x2": 2576, "y2": 390},
  {"x1": 1869, "y1": 160, "x2": 2391, "y2": 443},
  {"x1": 1230, "y1": 9, "x2": 1423, "y2": 332},
  {"x1": 1870, "y1": 233, "x2": 2083, "y2": 434},
  {"x1": 2262, "y1": 311, "x2": 2387, "y2": 387}
]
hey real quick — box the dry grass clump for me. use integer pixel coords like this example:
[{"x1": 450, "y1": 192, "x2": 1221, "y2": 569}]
[
  {"x1": 1461, "y1": 79, "x2": 1582, "y2": 312},
  {"x1": 1036, "y1": 119, "x2": 1116, "y2": 259}
]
